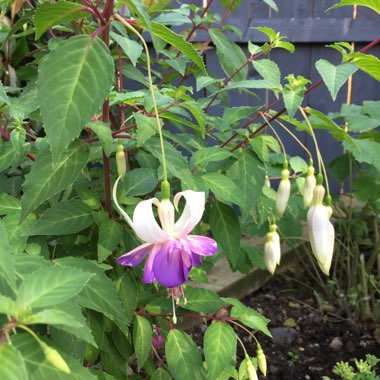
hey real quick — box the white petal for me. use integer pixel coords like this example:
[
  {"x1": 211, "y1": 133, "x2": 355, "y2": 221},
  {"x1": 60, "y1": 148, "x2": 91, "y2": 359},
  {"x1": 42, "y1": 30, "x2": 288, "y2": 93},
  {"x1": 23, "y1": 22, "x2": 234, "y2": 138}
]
[
  {"x1": 264, "y1": 241, "x2": 277, "y2": 275},
  {"x1": 272, "y1": 231, "x2": 281, "y2": 265},
  {"x1": 276, "y1": 179, "x2": 290, "y2": 216},
  {"x1": 307, "y1": 204, "x2": 331, "y2": 273},
  {"x1": 174, "y1": 190, "x2": 205, "y2": 237},
  {"x1": 133, "y1": 198, "x2": 169, "y2": 244},
  {"x1": 318, "y1": 222, "x2": 334, "y2": 275},
  {"x1": 303, "y1": 175, "x2": 316, "y2": 208},
  {"x1": 112, "y1": 176, "x2": 133, "y2": 228}
]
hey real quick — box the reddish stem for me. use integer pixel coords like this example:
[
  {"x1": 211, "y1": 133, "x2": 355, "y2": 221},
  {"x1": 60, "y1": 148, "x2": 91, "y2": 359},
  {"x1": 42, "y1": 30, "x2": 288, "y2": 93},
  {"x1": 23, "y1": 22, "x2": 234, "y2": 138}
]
[{"x1": 223, "y1": 37, "x2": 380, "y2": 150}]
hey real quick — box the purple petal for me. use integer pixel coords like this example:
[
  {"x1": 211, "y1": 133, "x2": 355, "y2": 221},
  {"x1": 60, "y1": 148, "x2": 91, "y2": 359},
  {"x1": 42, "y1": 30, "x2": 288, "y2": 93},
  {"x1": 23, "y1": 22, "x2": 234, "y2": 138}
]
[
  {"x1": 143, "y1": 243, "x2": 162, "y2": 284},
  {"x1": 184, "y1": 235, "x2": 218, "y2": 256},
  {"x1": 117, "y1": 243, "x2": 153, "y2": 267},
  {"x1": 152, "y1": 240, "x2": 189, "y2": 287},
  {"x1": 191, "y1": 253, "x2": 202, "y2": 266}
]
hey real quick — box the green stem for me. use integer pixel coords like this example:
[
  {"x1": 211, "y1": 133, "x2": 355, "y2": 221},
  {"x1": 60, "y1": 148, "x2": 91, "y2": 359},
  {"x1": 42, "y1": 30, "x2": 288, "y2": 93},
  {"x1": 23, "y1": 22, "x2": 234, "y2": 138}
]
[
  {"x1": 299, "y1": 107, "x2": 330, "y2": 196},
  {"x1": 260, "y1": 112, "x2": 287, "y2": 161},
  {"x1": 235, "y1": 334, "x2": 248, "y2": 357},
  {"x1": 114, "y1": 14, "x2": 168, "y2": 182}
]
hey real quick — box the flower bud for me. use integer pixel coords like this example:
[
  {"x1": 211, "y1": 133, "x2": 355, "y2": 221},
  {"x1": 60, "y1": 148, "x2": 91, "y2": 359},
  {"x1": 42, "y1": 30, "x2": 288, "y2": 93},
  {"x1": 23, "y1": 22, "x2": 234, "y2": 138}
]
[
  {"x1": 116, "y1": 141, "x2": 126, "y2": 178},
  {"x1": 257, "y1": 344, "x2": 267, "y2": 376},
  {"x1": 276, "y1": 168, "x2": 290, "y2": 216},
  {"x1": 264, "y1": 175, "x2": 271, "y2": 189},
  {"x1": 40, "y1": 342, "x2": 70, "y2": 374},
  {"x1": 264, "y1": 224, "x2": 281, "y2": 274},
  {"x1": 246, "y1": 357, "x2": 258, "y2": 380},
  {"x1": 303, "y1": 165, "x2": 316, "y2": 208},
  {"x1": 307, "y1": 184, "x2": 334, "y2": 275}
]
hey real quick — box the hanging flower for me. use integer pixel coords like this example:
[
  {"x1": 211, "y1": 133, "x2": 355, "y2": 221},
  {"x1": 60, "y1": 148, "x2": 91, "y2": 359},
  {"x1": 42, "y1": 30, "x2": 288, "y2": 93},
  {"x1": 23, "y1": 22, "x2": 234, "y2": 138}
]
[
  {"x1": 303, "y1": 163, "x2": 316, "y2": 208},
  {"x1": 113, "y1": 177, "x2": 218, "y2": 289},
  {"x1": 276, "y1": 162, "x2": 291, "y2": 216},
  {"x1": 263, "y1": 224, "x2": 281, "y2": 275},
  {"x1": 307, "y1": 181, "x2": 334, "y2": 275}
]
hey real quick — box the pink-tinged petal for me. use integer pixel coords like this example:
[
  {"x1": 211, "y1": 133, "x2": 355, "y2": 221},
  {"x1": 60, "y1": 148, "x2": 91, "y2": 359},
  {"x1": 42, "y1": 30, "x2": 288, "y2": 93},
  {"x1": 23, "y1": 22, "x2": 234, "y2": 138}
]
[
  {"x1": 143, "y1": 244, "x2": 162, "y2": 283},
  {"x1": 133, "y1": 198, "x2": 168, "y2": 244},
  {"x1": 152, "y1": 241, "x2": 188, "y2": 287},
  {"x1": 174, "y1": 191, "x2": 205, "y2": 237},
  {"x1": 112, "y1": 176, "x2": 134, "y2": 228},
  {"x1": 117, "y1": 243, "x2": 153, "y2": 267},
  {"x1": 184, "y1": 235, "x2": 218, "y2": 256}
]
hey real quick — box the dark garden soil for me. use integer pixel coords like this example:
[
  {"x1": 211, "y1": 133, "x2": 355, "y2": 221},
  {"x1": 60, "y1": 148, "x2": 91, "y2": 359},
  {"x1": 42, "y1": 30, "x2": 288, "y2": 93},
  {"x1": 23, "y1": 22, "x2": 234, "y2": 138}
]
[
  {"x1": 239, "y1": 273, "x2": 380, "y2": 379},
  {"x1": 188, "y1": 272, "x2": 379, "y2": 380}
]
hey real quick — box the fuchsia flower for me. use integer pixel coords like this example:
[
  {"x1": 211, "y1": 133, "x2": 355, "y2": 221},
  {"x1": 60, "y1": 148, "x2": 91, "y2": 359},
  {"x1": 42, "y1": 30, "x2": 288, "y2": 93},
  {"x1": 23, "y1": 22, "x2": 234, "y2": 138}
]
[{"x1": 112, "y1": 176, "x2": 217, "y2": 288}]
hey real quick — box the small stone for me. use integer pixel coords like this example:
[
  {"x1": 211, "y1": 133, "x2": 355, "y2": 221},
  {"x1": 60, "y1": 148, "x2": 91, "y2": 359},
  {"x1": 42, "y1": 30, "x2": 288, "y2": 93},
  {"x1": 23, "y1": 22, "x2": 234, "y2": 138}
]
[
  {"x1": 271, "y1": 327, "x2": 300, "y2": 346},
  {"x1": 283, "y1": 317, "x2": 298, "y2": 328},
  {"x1": 329, "y1": 337, "x2": 343, "y2": 350},
  {"x1": 305, "y1": 375, "x2": 311, "y2": 379},
  {"x1": 345, "y1": 340, "x2": 356, "y2": 353}
]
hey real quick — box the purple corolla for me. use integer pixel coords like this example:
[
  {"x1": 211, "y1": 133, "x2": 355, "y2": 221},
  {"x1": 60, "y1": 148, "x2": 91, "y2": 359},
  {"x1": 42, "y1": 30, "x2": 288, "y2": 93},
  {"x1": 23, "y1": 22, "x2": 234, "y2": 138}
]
[{"x1": 112, "y1": 176, "x2": 217, "y2": 288}]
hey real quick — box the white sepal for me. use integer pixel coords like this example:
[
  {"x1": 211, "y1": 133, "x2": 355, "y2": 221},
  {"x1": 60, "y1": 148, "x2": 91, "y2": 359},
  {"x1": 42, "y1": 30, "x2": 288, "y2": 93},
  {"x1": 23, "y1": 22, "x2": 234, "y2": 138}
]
[
  {"x1": 303, "y1": 168, "x2": 316, "y2": 208},
  {"x1": 174, "y1": 190, "x2": 205, "y2": 237}
]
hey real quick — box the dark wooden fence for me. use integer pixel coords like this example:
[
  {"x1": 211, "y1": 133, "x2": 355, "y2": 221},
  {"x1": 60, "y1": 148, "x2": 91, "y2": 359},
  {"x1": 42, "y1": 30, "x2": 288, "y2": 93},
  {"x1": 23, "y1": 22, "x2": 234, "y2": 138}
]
[{"x1": 192, "y1": 0, "x2": 380, "y2": 190}]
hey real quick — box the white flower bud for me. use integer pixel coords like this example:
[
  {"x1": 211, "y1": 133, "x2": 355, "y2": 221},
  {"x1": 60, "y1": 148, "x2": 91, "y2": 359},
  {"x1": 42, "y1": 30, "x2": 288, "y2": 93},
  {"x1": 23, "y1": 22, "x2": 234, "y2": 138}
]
[
  {"x1": 257, "y1": 345, "x2": 267, "y2": 376},
  {"x1": 41, "y1": 342, "x2": 70, "y2": 374},
  {"x1": 276, "y1": 169, "x2": 290, "y2": 216},
  {"x1": 303, "y1": 166, "x2": 316, "y2": 208},
  {"x1": 307, "y1": 184, "x2": 334, "y2": 275},
  {"x1": 264, "y1": 225, "x2": 281, "y2": 274},
  {"x1": 246, "y1": 358, "x2": 258, "y2": 380}
]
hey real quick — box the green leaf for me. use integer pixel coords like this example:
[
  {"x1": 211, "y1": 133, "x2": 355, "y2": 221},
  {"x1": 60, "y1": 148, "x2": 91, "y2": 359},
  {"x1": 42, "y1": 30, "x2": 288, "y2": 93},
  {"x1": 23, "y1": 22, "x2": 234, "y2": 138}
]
[
  {"x1": 0, "y1": 80, "x2": 10, "y2": 105},
  {"x1": 343, "y1": 138, "x2": 380, "y2": 172},
  {"x1": 326, "y1": 0, "x2": 380, "y2": 14},
  {"x1": 13, "y1": 334, "x2": 98, "y2": 380},
  {"x1": 196, "y1": 76, "x2": 219, "y2": 92},
  {"x1": 146, "y1": 137, "x2": 191, "y2": 181},
  {"x1": 166, "y1": 330, "x2": 202, "y2": 380},
  {"x1": 228, "y1": 150, "x2": 266, "y2": 213},
  {"x1": 133, "y1": 316, "x2": 152, "y2": 370},
  {"x1": 135, "y1": 112, "x2": 158, "y2": 147},
  {"x1": 24, "y1": 308, "x2": 84, "y2": 328},
  {"x1": 88, "y1": 121, "x2": 114, "y2": 157},
  {"x1": 38, "y1": 35, "x2": 114, "y2": 157},
  {"x1": 17, "y1": 266, "x2": 93, "y2": 309},
  {"x1": 289, "y1": 156, "x2": 308, "y2": 173},
  {"x1": 315, "y1": 60, "x2": 358, "y2": 101},
  {"x1": 122, "y1": 168, "x2": 158, "y2": 196},
  {"x1": 117, "y1": 271, "x2": 138, "y2": 322},
  {"x1": 0, "y1": 294, "x2": 17, "y2": 316},
  {"x1": 0, "y1": 221, "x2": 16, "y2": 291},
  {"x1": 222, "y1": 298, "x2": 272, "y2": 337},
  {"x1": 34, "y1": 1, "x2": 89, "y2": 40},
  {"x1": 180, "y1": 287, "x2": 224, "y2": 314},
  {"x1": 29, "y1": 200, "x2": 93, "y2": 236},
  {"x1": 209, "y1": 201, "x2": 240, "y2": 268},
  {"x1": 0, "y1": 344, "x2": 28, "y2": 380},
  {"x1": 283, "y1": 86, "x2": 304, "y2": 119},
  {"x1": 191, "y1": 147, "x2": 232, "y2": 170},
  {"x1": 179, "y1": 101, "x2": 206, "y2": 131},
  {"x1": 204, "y1": 323, "x2": 237, "y2": 380},
  {"x1": 20, "y1": 141, "x2": 89, "y2": 221},
  {"x1": 254, "y1": 27, "x2": 277, "y2": 42},
  {"x1": 348, "y1": 52, "x2": 380, "y2": 81},
  {"x1": 152, "y1": 368, "x2": 172, "y2": 380},
  {"x1": 0, "y1": 193, "x2": 20, "y2": 215},
  {"x1": 252, "y1": 59, "x2": 282, "y2": 90},
  {"x1": 110, "y1": 31, "x2": 143, "y2": 66},
  {"x1": 209, "y1": 29, "x2": 248, "y2": 82},
  {"x1": 151, "y1": 22, "x2": 206, "y2": 73},
  {"x1": 262, "y1": 0, "x2": 279, "y2": 12},
  {"x1": 249, "y1": 134, "x2": 281, "y2": 162},
  {"x1": 202, "y1": 173, "x2": 245, "y2": 208},
  {"x1": 97, "y1": 219, "x2": 123, "y2": 262}
]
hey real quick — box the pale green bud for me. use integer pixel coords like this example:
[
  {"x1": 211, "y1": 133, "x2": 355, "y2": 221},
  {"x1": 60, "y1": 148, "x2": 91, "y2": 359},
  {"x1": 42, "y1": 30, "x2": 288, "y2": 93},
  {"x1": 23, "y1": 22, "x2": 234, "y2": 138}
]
[
  {"x1": 276, "y1": 169, "x2": 291, "y2": 216},
  {"x1": 116, "y1": 141, "x2": 126, "y2": 177},
  {"x1": 257, "y1": 344, "x2": 267, "y2": 376},
  {"x1": 41, "y1": 342, "x2": 70, "y2": 374},
  {"x1": 303, "y1": 166, "x2": 316, "y2": 208},
  {"x1": 246, "y1": 358, "x2": 258, "y2": 380}
]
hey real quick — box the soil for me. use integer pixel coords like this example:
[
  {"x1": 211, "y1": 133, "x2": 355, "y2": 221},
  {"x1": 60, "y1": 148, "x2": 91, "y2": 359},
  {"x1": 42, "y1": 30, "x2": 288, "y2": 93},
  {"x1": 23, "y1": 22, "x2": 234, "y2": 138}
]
[
  {"x1": 187, "y1": 272, "x2": 379, "y2": 379},
  {"x1": 239, "y1": 273, "x2": 380, "y2": 379}
]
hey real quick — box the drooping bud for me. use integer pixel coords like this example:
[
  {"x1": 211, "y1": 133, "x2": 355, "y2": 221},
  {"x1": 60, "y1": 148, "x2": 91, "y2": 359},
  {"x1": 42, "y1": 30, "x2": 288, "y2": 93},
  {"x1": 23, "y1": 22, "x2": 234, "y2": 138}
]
[
  {"x1": 40, "y1": 342, "x2": 70, "y2": 374},
  {"x1": 256, "y1": 344, "x2": 267, "y2": 376},
  {"x1": 325, "y1": 194, "x2": 333, "y2": 219},
  {"x1": 307, "y1": 184, "x2": 334, "y2": 275},
  {"x1": 303, "y1": 164, "x2": 316, "y2": 208},
  {"x1": 264, "y1": 174, "x2": 271, "y2": 189},
  {"x1": 264, "y1": 224, "x2": 281, "y2": 274},
  {"x1": 116, "y1": 140, "x2": 126, "y2": 178},
  {"x1": 276, "y1": 162, "x2": 291, "y2": 216},
  {"x1": 246, "y1": 356, "x2": 258, "y2": 380}
]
